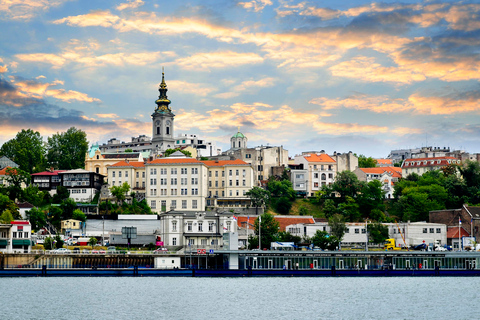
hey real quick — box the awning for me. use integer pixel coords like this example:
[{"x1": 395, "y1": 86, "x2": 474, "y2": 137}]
[
  {"x1": 12, "y1": 239, "x2": 31, "y2": 246},
  {"x1": 0, "y1": 239, "x2": 8, "y2": 246}
]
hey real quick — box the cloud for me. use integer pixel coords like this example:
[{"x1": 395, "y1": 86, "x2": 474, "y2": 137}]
[
  {"x1": 176, "y1": 51, "x2": 264, "y2": 70},
  {"x1": 310, "y1": 89, "x2": 480, "y2": 115},
  {"x1": 330, "y1": 56, "x2": 426, "y2": 84},
  {"x1": 116, "y1": 0, "x2": 144, "y2": 11},
  {"x1": 215, "y1": 77, "x2": 276, "y2": 99},
  {"x1": 167, "y1": 80, "x2": 217, "y2": 97},
  {"x1": 96, "y1": 113, "x2": 119, "y2": 119},
  {"x1": 238, "y1": 0, "x2": 272, "y2": 13},
  {"x1": 0, "y1": 65, "x2": 8, "y2": 73},
  {"x1": 0, "y1": 0, "x2": 69, "y2": 21}
]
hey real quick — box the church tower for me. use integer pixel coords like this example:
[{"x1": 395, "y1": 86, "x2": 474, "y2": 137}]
[
  {"x1": 231, "y1": 128, "x2": 247, "y2": 149},
  {"x1": 151, "y1": 71, "x2": 175, "y2": 153}
]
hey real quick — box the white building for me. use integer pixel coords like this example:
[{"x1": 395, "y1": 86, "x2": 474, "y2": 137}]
[
  {"x1": 401, "y1": 156, "x2": 461, "y2": 177},
  {"x1": 294, "y1": 153, "x2": 336, "y2": 196},
  {"x1": 353, "y1": 166, "x2": 402, "y2": 199},
  {"x1": 175, "y1": 133, "x2": 222, "y2": 157},
  {"x1": 0, "y1": 221, "x2": 32, "y2": 253}
]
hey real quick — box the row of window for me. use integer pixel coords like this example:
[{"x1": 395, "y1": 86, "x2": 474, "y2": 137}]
[
  {"x1": 70, "y1": 189, "x2": 87, "y2": 194},
  {"x1": 423, "y1": 228, "x2": 442, "y2": 234},
  {"x1": 150, "y1": 188, "x2": 199, "y2": 196},
  {"x1": 150, "y1": 178, "x2": 199, "y2": 186},
  {"x1": 209, "y1": 169, "x2": 246, "y2": 177},
  {"x1": 150, "y1": 199, "x2": 198, "y2": 210},
  {"x1": 150, "y1": 168, "x2": 198, "y2": 175},
  {"x1": 209, "y1": 180, "x2": 246, "y2": 187},
  {"x1": 209, "y1": 190, "x2": 246, "y2": 197},
  {"x1": 313, "y1": 173, "x2": 334, "y2": 180},
  {"x1": 404, "y1": 159, "x2": 461, "y2": 167},
  {"x1": 12, "y1": 232, "x2": 29, "y2": 238},
  {"x1": 312, "y1": 165, "x2": 334, "y2": 170}
]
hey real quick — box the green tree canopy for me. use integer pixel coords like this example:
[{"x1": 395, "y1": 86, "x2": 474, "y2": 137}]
[
  {"x1": 246, "y1": 186, "x2": 269, "y2": 215},
  {"x1": 27, "y1": 207, "x2": 47, "y2": 231},
  {"x1": 53, "y1": 186, "x2": 70, "y2": 203},
  {"x1": 0, "y1": 129, "x2": 46, "y2": 174},
  {"x1": 328, "y1": 213, "x2": 347, "y2": 241},
  {"x1": 46, "y1": 127, "x2": 89, "y2": 170},
  {"x1": 357, "y1": 154, "x2": 378, "y2": 168},
  {"x1": 0, "y1": 193, "x2": 20, "y2": 219},
  {"x1": 72, "y1": 209, "x2": 86, "y2": 222},
  {"x1": 367, "y1": 222, "x2": 389, "y2": 244},
  {"x1": 88, "y1": 237, "x2": 97, "y2": 248},
  {"x1": 330, "y1": 171, "x2": 363, "y2": 199},
  {"x1": 54, "y1": 234, "x2": 64, "y2": 249},
  {"x1": 254, "y1": 213, "x2": 280, "y2": 249},
  {"x1": 0, "y1": 210, "x2": 14, "y2": 224},
  {"x1": 5, "y1": 167, "x2": 30, "y2": 201},
  {"x1": 44, "y1": 236, "x2": 54, "y2": 250},
  {"x1": 277, "y1": 231, "x2": 301, "y2": 244},
  {"x1": 110, "y1": 182, "x2": 130, "y2": 205},
  {"x1": 311, "y1": 230, "x2": 339, "y2": 250},
  {"x1": 164, "y1": 148, "x2": 191, "y2": 158}
]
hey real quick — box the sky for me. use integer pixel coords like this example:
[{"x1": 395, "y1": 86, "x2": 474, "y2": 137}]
[{"x1": 1, "y1": 0, "x2": 480, "y2": 158}]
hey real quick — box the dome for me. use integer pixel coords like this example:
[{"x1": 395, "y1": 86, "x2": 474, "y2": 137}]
[{"x1": 231, "y1": 132, "x2": 245, "y2": 139}]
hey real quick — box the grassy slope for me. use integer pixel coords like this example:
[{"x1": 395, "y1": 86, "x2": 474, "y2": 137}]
[{"x1": 267, "y1": 198, "x2": 325, "y2": 218}]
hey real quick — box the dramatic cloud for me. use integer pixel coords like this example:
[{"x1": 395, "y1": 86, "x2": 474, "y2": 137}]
[
  {"x1": 215, "y1": 77, "x2": 276, "y2": 99},
  {"x1": 167, "y1": 80, "x2": 217, "y2": 97},
  {"x1": 238, "y1": 0, "x2": 273, "y2": 13},
  {"x1": 0, "y1": 0, "x2": 69, "y2": 20},
  {"x1": 176, "y1": 51, "x2": 264, "y2": 70}
]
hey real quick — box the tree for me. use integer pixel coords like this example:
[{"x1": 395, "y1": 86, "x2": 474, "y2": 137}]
[
  {"x1": 20, "y1": 185, "x2": 46, "y2": 207},
  {"x1": 53, "y1": 186, "x2": 70, "y2": 203},
  {"x1": 337, "y1": 196, "x2": 361, "y2": 221},
  {"x1": 311, "y1": 230, "x2": 339, "y2": 250},
  {"x1": 277, "y1": 231, "x2": 301, "y2": 244},
  {"x1": 46, "y1": 127, "x2": 89, "y2": 170},
  {"x1": 60, "y1": 198, "x2": 77, "y2": 220},
  {"x1": 0, "y1": 194, "x2": 20, "y2": 219},
  {"x1": 0, "y1": 129, "x2": 46, "y2": 173},
  {"x1": 124, "y1": 149, "x2": 133, "y2": 153},
  {"x1": 27, "y1": 207, "x2": 47, "y2": 231},
  {"x1": 72, "y1": 209, "x2": 86, "y2": 222},
  {"x1": 164, "y1": 148, "x2": 191, "y2": 158},
  {"x1": 357, "y1": 154, "x2": 377, "y2": 168},
  {"x1": 54, "y1": 234, "x2": 64, "y2": 249},
  {"x1": 48, "y1": 206, "x2": 63, "y2": 230},
  {"x1": 298, "y1": 206, "x2": 308, "y2": 216},
  {"x1": 110, "y1": 182, "x2": 130, "y2": 205},
  {"x1": 44, "y1": 236, "x2": 54, "y2": 250},
  {"x1": 5, "y1": 167, "x2": 30, "y2": 201},
  {"x1": 328, "y1": 214, "x2": 347, "y2": 242},
  {"x1": 356, "y1": 180, "x2": 385, "y2": 217},
  {"x1": 88, "y1": 237, "x2": 98, "y2": 248},
  {"x1": 0, "y1": 210, "x2": 14, "y2": 224},
  {"x1": 330, "y1": 171, "x2": 363, "y2": 200},
  {"x1": 254, "y1": 213, "x2": 280, "y2": 249},
  {"x1": 322, "y1": 199, "x2": 338, "y2": 219},
  {"x1": 367, "y1": 222, "x2": 389, "y2": 245},
  {"x1": 246, "y1": 187, "x2": 269, "y2": 215}
]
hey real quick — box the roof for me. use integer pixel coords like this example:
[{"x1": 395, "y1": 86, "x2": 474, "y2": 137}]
[
  {"x1": 201, "y1": 159, "x2": 249, "y2": 167},
  {"x1": 0, "y1": 166, "x2": 11, "y2": 175},
  {"x1": 0, "y1": 156, "x2": 18, "y2": 169},
  {"x1": 58, "y1": 169, "x2": 92, "y2": 174},
  {"x1": 232, "y1": 132, "x2": 245, "y2": 139},
  {"x1": 149, "y1": 158, "x2": 202, "y2": 165},
  {"x1": 359, "y1": 167, "x2": 402, "y2": 178},
  {"x1": 236, "y1": 215, "x2": 315, "y2": 232},
  {"x1": 376, "y1": 159, "x2": 393, "y2": 165},
  {"x1": 303, "y1": 153, "x2": 336, "y2": 163},
  {"x1": 402, "y1": 157, "x2": 459, "y2": 168},
  {"x1": 31, "y1": 170, "x2": 66, "y2": 176},
  {"x1": 103, "y1": 153, "x2": 141, "y2": 159},
  {"x1": 16, "y1": 202, "x2": 34, "y2": 209},
  {"x1": 11, "y1": 221, "x2": 30, "y2": 225},
  {"x1": 447, "y1": 226, "x2": 470, "y2": 238},
  {"x1": 109, "y1": 161, "x2": 145, "y2": 168},
  {"x1": 88, "y1": 144, "x2": 99, "y2": 158}
]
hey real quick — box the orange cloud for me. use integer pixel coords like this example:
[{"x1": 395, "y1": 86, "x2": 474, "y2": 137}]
[
  {"x1": 176, "y1": 51, "x2": 264, "y2": 70},
  {"x1": 116, "y1": 0, "x2": 144, "y2": 11},
  {"x1": 167, "y1": 80, "x2": 217, "y2": 97},
  {"x1": 238, "y1": 0, "x2": 272, "y2": 13},
  {"x1": 0, "y1": 0, "x2": 68, "y2": 20},
  {"x1": 45, "y1": 89, "x2": 101, "y2": 103},
  {"x1": 96, "y1": 113, "x2": 119, "y2": 119}
]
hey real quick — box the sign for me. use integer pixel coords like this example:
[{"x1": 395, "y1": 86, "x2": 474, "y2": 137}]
[
  {"x1": 197, "y1": 249, "x2": 206, "y2": 254},
  {"x1": 156, "y1": 241, "x2": 164, "y2": 246},
  {"x1": 121, "y1": 227, "x2": 137, "y2": 239},
  {"x1": 209, "y1": 249, "x2": 214, "y2": 254}
]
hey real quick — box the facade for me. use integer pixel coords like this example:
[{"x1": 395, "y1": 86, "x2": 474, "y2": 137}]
[
  {"x1": 290, "y1": 168, "x2": 308, "y2": 196},
  {"x1": 202, "y1": 159, "x2": 254, "y2": 209},
  {"x1": 159, "y1": 210, "x2": 235, "y2": 249},
  {"x1": 145, "y1": 152, "x2": 208, "y2": 213},
  {"x1": 175, "y1": 133, "x2": 222, "y2": 157},
  {"x1": 0, "y1": 156, "x2": 18, "y2": 170},
  {"x1": 230, "y1": 130, "x2": 248, "y2": 150},
  {"x1": 58, "y1": 169, "x2": 104, "y2": 202},
  {"x1": 151, "y1": 72, "x2": 175, "y2": 154},
  {"x1": 0, "y1": 221, "x2": 32, "y2": 253},
  {"x1": 294, "y1": 153, "x2": 336, "y2": 196},
  {"x1": 353, "y1": 166, "x2": 402, "y2": 199},
  {"x1": 85, "y1": 145, "x2": 144, "y2": 179},
  {"x1": 430, "y1": 205, "x2": 480, "y2": 244},
  {"x1": 107, "y1": 161, "x2": 146, "y2": 196},
  {"x1": 31, "y1": 170, "x2": 65, "y2": 195},
  {"x1": 98, "y1": 135, "x2": 152, "y2": 154},
  {"x1": 331, "y1": 151, "x2": 358, "y2": 172},
  {"x1": 401, "y1": 156, "x2": 461, "y2": 177},
  {"x1": 17, "y1": 202, "x2": 34, "y2": 219}
]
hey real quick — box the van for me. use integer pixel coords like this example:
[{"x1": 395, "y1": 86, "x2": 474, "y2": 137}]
[{"x1": 107, "y1": 246, "x2": 117, "y2": 254}]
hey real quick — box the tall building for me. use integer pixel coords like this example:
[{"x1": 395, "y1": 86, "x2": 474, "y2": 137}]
[{"x1": 151, "y1": 72, "x2": 175, "y2": 154}]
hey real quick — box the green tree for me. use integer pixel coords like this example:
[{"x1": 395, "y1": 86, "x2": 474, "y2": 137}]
[
  {"x1": 47, "y1": 206, "x2": 63, "y2": 230},
  {"x1": 356, "y1": 179, "x2": 385, "y2": 217},
  {"x1": 53, "y1": 186, "x2": 70, "y2": 203},
  {"x1": 124, "y1": 149, "x2": 133, "y2": 153},
  {"x1": 254, "y1": 213, "x2": 280, "y2": 249},
  {"x1": 357, "y1": 154, "x2": 377, "y2": 168},
  {"x1": 0, "y1": 193, "x2": 20, "y2": 219},
  {"x1": 44, "y1": 236, "x2": 54, "y2": 250},
  {"x1": 277, "y1": 231, "x2": 301, "y2": 244},
  {"x1": 323, "y1": 199, "x2": 338, "y2": 219},
  {"x1": 5, "y1": 167, "x2": 30, "y2": 201},
  {"x1": 27, "y1": 207, "x2": 47, "y2": 231},
  {"x1": 330, "y1": 171, "x2": 363, "y2": 200},
  {"x1": 88, "y1": 237, "x2": 98, "y2": 248},
  {"x1": 46, "y1": 127, "x2": 89, "y2": 170},
  {"x1": 54, "y1": 234, "x2": 64, "y2": 249},
  {"x1": 298, "y1": 206, "x2": 308, "y2": 216},
  {"x1": 20, "y1": 185, "x2": 45, "y2": 207},
  {"x1": 311, "y1": 230, "x2": 339, "y2": 250},
  {"x1": 60, "y1": 198, "x2": 77, "y2": 220},
  {"x1": 164, "y1": 148, "x2": 191, "y2": 158},
  {"x1": 367, "y1": 222, "x2": 389, "y2": 245},
  {"x1": 337, "y1": 196, "x2": 361, "y2": 221},
  {"x1": 72, "y1": 209, "x2": 86, "y2": 222},
  {"x1": 246, "y1": 187, "x2": 269, "y2": 215},
  {"x1": 110, "y1": 182, "x2": 130, "y2": 205},
  {"x1": 328, "y1": 214, "x2": 347, "y2": 242},
  {"x1": 0, "y1": 129, "x2": 46, "y2": 173},
  {"x1": 0, "y1": 210, "x2": 14, "y2": 224}
]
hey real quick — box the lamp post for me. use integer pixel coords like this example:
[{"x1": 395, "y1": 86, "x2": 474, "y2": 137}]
[
  {"x1": 365, "y1": 219, "x2": 368, "y2": 252},
  {"x1": 259, "y1": 215, "x2": 262, "y2": 250}
]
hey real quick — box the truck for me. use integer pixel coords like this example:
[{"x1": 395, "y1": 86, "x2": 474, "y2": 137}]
[{"x1": 384, "y1": 238, "x2": 401, "y2": 250}]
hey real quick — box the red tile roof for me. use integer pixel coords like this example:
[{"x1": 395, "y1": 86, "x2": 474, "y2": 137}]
[
  {"x1": 376, "y1": 159, "x2": 393, "y2": 165},
  {"x1": 359, "y1": 167, "x2": 402, "y2": 178},
  {"x1": 110, "y1": 161, "x2": 145, "y2": 168},
  {"x1": 31, "y1": 170, "x2": 66, "y2": 176},
  {"x1": 402, "y1": 157, "x2": 459, "y2": 168},
  {"x1": 0, "y1": 166, "x2": 10, "y2": 175},
  {"x1": 149, "y1": 158, "x2": 202, "y2": 165},
  {"x1": 11, "y1": 221, "x2": 30, "y2": 225},
  {"x1": 447, "y1": 226, "x2": 470, "y2": 238},
  {"x1": 303, "y1": 153, "x2": 336, "y2": 163},
  {"x1": 201, "y1": 159, "x2": 249, "y2": 167}
]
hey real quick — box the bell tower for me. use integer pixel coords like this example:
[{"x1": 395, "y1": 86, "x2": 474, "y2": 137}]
[{"x1": 151, "y1": 70, "x2": 175, "y2": 153}]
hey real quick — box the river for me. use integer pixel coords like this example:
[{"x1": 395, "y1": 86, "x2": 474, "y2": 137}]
[{"x1": 2, "y1": 277, "x2": 476, "y2": 319}]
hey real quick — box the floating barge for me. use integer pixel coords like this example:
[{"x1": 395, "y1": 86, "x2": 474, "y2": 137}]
[{"x1": 1, "y1": 250, "x2": 479, "y2": 277}]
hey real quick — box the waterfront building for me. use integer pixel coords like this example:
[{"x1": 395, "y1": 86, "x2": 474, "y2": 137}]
[
  {"x1": 0, "y1": 220, "x2": 32, "y2": 253},
  {"x1": 31, "y1": 169, "x2": 65, "y2": 196}
]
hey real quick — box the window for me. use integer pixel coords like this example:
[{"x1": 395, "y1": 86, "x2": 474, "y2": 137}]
[
  {"x1": 142, "y1": 181, "x2": 145, "y2": 188},
  {"x1": 355, "y1": 229, "x2": 359, "y2": 234},
  {"x1": 171, "y1": 200, "x2": 176, "y2": 209},
  {"x1": 181, "y1": 188, "x2": 187, "y2": 195},
  {"x1": 321, "y1": 173, "x2": 326, "y2": 180},
  {"x1": 209, "y1": 181, "x2": 212, "y2": 187},
  {"x1": 125, "y1": 171, "x2": 128, "y2": 177},
  {"x1": 215, "y1": 171, "x2": 218, "y2": 177},
  {"x1": 191, "y1": 188, "x2": 198, "y2": 195},
  {"x1": 172, "y1": 237, "x2": 177, "y2": 246},
  {"x1": 150, "y1": 178, "x2": 157, "y2": 185},
  {"x1": 222, "y1": 181, "x2": 225, "y2": 187},
  {"x1": 423, "y1": 228, "x2": 427, "y2": 233},
  {"x1": 246, "y1": 154, "x2": 251, "y2": 158},
  {"x1": 236, "y1": 170, "x2": 239, "y2": 176},
  {"x1": 192, "y1": 178, "x2": 198, "y2": 185},
  {"x1": 160, "y1": 178, "x2": 167, "y2": 185},
  {"x1": 24, "y1": 232, "x2": 28, "y2": 238},
  {"x1": 118, "y1": 172, "x2": 123, "y2": 178},
  {"x1": 192, "y1": 200, "x2": 198, "y2": 209},
  {"x1": 236, "y1": 180, "x2": 239, "y2": 186},
  {"x1": 243, "y1": 180, "x2": 246, "y2": 186},
  {"x1": 142, "y1": 172, "x2": 145, "y2": 178},
  {"x1": 181, "y1": 168, "x2": 187, "y2": 174},
  {"x1": 243, "y1": 169, "x2": 246, "y2": 177},
  {"x1": 201, "y1": 239, "x2": 207, "y2": 245},
  {"x1": 226, "y1": 221, "x2": 231, "y2": 231},
  {"x1": 112, "y1": 171, "x2": 115, "y2": 178},
  {"x1": 12, "y1": 232, "x2": 17, "y2": 238},
  {"x1": 209, "y1": 222, "x2": 214, "y2": 231},
  {"x1": 181, "y1": 178, "x2": 187, "y2": 185},
  {"x1": 161, "y1": 168, "x2": 167, "y2": 175},
  {"x1": 229, "y1": 190, "x2": 232, "y2": 196},
  {"x1": 192, "y1": 168, "x2": 198, "y2": 174},
  {"x1": 182, "y1": 200, "x2": 187, "y2": 209},
  {"x1": 345, "y1": 228, "x2": 349, "y2": 233},
  {"x1": 171, "y1": 189, "x2": 177, "y2": 195},
  {"x1": 222, "y1": 171, "x2": 225, "y2": 177},
  {"x1": 161, "y1": 200, "x2": 166, "y2": 210},
  {"x1": 436, "y1": 228, "x2": 441, "y2": 233},
  {"x1": 222, "y1": 191, "x2": 225, "y2": 197},
  {"x1": 150, "y1": 200, "x2": 156, "y2": 209},
  {"x1": 136, "y1": 172, "x2": 139, "y2": 178},
  {"x1": 187, "y1": 222, "x2": 192, "y2": 231},
  {"x1": 229, "y1": 180, "x2": 232, "y2": 186},
  {"x1": 172, "y1": 221, "x2": 177, "y2": 231},
  {"x1": 429, "y1": 228, "x2": 434, "y2": 233},
  {"x1": 209, "y1": 171, "x2": 211, "y2": 177},
  {"x1": 198, "y1": 222, "x2": 203, "y2": 231},
  {"x1": 362, "y1": 229, "x2": 366, "y2": 234},
  {"x1": 215, "y1": 181, "x2": 218, "y2": 187},
  {"x1": 314, "y1": 173, "x2": 318, "y2": 179},
  {"x1": 188, "y1": 239, "x2": 195, "y2": 245},
  {"x1": 171, "y1": 168, "x2": 177, "y2": 175},
  {"x1": 150, "y1": 188, "x2": 157, "y2": 196},
  {"x1": 229, "y1": 170, "x2": 232, "y2": 176},
  {"x1": 171, "y1": 178, "x2": 177, "y2": 185}
]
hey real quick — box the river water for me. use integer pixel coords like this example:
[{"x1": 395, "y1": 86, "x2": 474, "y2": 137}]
[{"x1": 2, "y1": 277, "x2": 477, "y2": 319}]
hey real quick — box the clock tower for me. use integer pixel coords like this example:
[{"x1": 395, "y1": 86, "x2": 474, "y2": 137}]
[{"x1": 151, "y1": 71, "x2": 175, "y2": 153}]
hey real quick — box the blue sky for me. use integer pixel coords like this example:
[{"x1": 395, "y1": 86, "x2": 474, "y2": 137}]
[{"x1": 1, "y1": 0, "x2": 480, "y2": 158}]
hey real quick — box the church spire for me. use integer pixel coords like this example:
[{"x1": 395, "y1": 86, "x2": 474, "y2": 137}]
[{"x1": 155, "y1": 68, "x2": 171, "y2": 112}]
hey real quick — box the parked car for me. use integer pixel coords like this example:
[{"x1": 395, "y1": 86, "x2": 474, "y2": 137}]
[
  {"x1": 73, "y1": 247, "x2": 80, "y2": 253},
  {"x1": 82, "y1": 249, "x2": 90, "y2": 254},
  {"x1": 107, "y1": 246, "x2": 117, "y2": 254},
  {"x1": 54, "y1": 248, "x2": 71, "y2": 254},
  {"x1": 154, "y1": 248, "x2": 168, "y2": 254},
  {"x1": 92, "y1": 250, "x2": 99, "y2": 254}
]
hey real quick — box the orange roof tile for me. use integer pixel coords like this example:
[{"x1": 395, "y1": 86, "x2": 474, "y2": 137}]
[
  {"x1": 201, "y1": 159, "x2": 249, "y2": 167},
  {"x1": 110, "y1": 161, "x2": 145, "y2": 168},
  {"x1": 359, "y1": 166, "x2": 402, "y2": 178},
  {"x1": 303, "y1": 153, "x2": 336, "y2": 163},
  {"x1": 376, "y1": 159, "x2": 393, "y2": 165},
  {"x1": 0, "y1": 166, "x2": 11, "y2": 175},
  {"x1": 149, "y1": 158, "x2": 202, "y2": 165}
]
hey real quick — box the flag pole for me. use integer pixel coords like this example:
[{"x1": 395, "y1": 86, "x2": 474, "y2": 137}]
[{"x1": 459, "y1": 216, "x2": 462, "y2": 252}]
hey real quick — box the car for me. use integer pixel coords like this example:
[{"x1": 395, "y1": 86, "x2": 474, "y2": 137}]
[
  {"x1": 54, "y1": 248, "x2": 71, "y2": 254},
  {"x1": 153, "y1": 248, "x2": 168, "y2": 254},
  {"x1": 82, "y1": 249, "x2": 90, "y2": 254},
  {"x1": 73, "y1": 247, "x2": 80, "y2": 253},
  {"x1": 92, "y1": 250, "x2": 99, "y2": 254},
  {"x1": 107, "y1": 246, "x2": 117, "y2": 254},
  {"x1": 98, "y1": 249, "x2": 106, "y2": 254}
]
